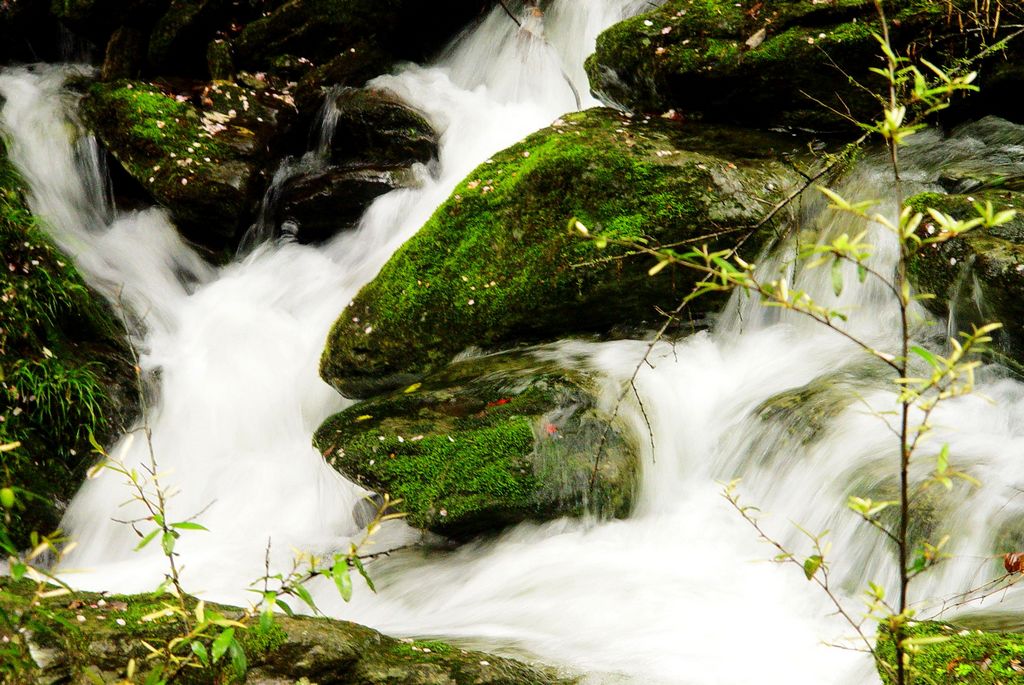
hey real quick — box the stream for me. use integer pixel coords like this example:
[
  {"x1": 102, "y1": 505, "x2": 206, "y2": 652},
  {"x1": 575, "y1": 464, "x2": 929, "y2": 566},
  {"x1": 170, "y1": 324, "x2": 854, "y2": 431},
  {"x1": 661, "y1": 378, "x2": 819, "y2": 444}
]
[{"x1": 3, "y1": 1, "x2": 1024, "y2": 683}]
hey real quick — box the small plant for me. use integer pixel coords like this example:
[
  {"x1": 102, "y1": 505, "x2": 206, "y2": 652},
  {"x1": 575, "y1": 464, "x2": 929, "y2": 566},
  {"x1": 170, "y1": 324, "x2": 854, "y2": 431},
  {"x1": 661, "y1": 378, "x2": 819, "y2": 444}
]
[{"x1": 575, "y1": 3, "x2": 1021, "y2": 683}]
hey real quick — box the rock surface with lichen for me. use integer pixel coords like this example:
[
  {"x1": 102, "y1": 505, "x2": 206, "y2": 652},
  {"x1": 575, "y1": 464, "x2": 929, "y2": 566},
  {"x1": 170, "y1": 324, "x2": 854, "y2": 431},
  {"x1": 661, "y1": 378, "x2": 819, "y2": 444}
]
[
  {"x1": 315, "y1": 350, "x2": 637, "y2": 538},
  {"x1": 320, "y1": 107, "x2": 802, "y2": 398},
  {"x1": 586, "y1": 0, "x2": 1024, "y2": 130}
]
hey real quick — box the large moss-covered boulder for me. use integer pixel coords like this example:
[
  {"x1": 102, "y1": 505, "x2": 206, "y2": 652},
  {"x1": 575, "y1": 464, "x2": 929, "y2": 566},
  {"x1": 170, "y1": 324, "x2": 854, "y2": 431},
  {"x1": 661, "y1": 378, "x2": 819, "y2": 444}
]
[
  {"x1": 0, "y1": 144, "x2": 134, "y2": 548},
  {"x1": 80, "y1": 79, "x2": 295, "y2": 251},
  {"x1": 320, "y1": 108, "x2": 801, "y2": 397},
  {"x1": 314, "y1": 351, "x2": 637, "y2": 539},
  {"x1": 0, "y1": 580, "x2": 569, "y2": 684},
  {"x1": 907, "y1": 189, "x2": 1024, "y2": 361},
  {"x1": 586, "y1": 0, "x2": 1024, "y2": 130},
  {"x1": 233, "y1": 0, "x2": 491, "y2": 74}
]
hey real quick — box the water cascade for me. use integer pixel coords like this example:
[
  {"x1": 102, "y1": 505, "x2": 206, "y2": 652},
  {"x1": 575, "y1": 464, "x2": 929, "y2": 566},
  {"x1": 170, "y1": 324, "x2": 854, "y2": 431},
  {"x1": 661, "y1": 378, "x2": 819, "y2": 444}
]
[{"x1": 3, "y1": 1, "x2": 1024, "y2": 684}]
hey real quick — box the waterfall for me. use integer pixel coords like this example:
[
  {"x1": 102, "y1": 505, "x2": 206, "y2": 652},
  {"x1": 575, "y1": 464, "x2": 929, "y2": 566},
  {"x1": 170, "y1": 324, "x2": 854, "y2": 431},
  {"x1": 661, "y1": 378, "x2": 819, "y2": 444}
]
[{"x1": 3, "y1": 1, "x2": 1024, "y2": 684}]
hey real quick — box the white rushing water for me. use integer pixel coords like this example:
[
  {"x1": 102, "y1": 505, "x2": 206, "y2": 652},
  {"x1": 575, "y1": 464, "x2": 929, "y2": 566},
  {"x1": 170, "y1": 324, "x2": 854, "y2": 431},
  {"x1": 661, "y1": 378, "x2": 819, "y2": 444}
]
[{"x1": 4, "y1": 1, "x2": 1024, "y2": 683}]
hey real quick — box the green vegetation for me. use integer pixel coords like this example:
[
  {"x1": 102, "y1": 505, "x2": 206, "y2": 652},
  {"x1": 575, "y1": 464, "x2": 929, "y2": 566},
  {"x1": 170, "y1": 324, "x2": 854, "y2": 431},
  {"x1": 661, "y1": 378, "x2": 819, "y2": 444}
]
[
  {"x1": 315, "y1": 351, "x2": 636, "y2": 537},
  {"x1": 877, "y1": 622, "x2": 1024, "y2": 684},
  {"x1": 320, "y1": 107, "x2": 801, "y2": 397},
  {"x1": 0, "y1": 143, "x2": 132, "y2": 547},
  {"x1": 586, "y1": 0, "x2": 1024, "y2": 129}
]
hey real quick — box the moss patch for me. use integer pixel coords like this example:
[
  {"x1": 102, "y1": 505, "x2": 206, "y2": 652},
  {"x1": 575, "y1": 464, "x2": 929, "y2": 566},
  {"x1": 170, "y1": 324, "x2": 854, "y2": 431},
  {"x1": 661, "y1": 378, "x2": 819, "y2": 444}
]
[
  {"x1": 0, "y1": 143, "x2": 134, "y2": 548},
  {"x1": 587, "y1": 0, "x2": 1024, "y2": 130},
  {"x1": 877, "y1": 621, "x2": 1024, "y2": 684},
  {"x1": 0, "y1": 579, "x2": 570, "y2": 684},
  {"x1": 315, "y1": 351, "x2": 637, "y2": 538},
  {"x1": 320, "y1": 108, "x2": 800, "y2": 397}
]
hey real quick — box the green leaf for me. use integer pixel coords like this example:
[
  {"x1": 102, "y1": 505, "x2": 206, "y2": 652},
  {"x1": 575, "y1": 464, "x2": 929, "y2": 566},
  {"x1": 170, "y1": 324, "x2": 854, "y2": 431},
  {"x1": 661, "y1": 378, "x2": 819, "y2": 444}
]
[
  {"x1": 352, "y1": 556, "x2": 376, "y2": 593},
  {"x1": 293, "y1": 583, "x2": 318, "y2": 613},
  {"x1": 857, "y1": 263, "x2": 867, "y2": 283},
  {"x1": 803, "y1": 555, "x2": 823, "y2": 580},
  {"x1": 277, "y1": 600, "x2": 295, "y2": 617},
  {"x1": 910, "y1": 345, "x2": 939, "y2": 369},
  {"x1": 211, "y1": 628, "x2": 234, "y2": 663},
  {"x1": 10, "y1": 562, "x2": 27, "y2": 581},
  {"x1": 135, "y1": 529, "x2": 160, "y2": 552},
  {"x1": 831, "y1": 259, "x2": 843, "y2": 297},
  {"x1": 190, "y1": 640, "x2": 210, "y2": 667},
  {"x1": 332, "y1": 561, "x2": 353, "y2": 602},
  {"x1": 228, "y1": 639, "x2": 247, "y2": 676},
  {"x1": 160, "y1": 531, "x2": 176, "y2": 557},
  {"x1": 936, "y1": 444, "x2": 950, "y2": 475},
  {"x1": 169, "y1": 522, "x2": 209, "y2": 532}
]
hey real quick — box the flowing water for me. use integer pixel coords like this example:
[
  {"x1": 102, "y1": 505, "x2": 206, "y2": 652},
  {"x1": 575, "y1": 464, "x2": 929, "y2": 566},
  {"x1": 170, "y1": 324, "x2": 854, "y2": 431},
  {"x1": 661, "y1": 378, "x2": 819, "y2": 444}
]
[{"x1": 3, "y1": 1, "x2": 1024, "y2": 683}]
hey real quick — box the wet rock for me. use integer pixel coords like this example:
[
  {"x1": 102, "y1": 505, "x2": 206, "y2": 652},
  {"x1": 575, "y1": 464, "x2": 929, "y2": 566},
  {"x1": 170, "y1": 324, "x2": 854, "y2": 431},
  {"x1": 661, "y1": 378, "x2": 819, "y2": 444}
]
[
  {"x1": 907, "y1": 188, "x2": 1024, "y2": 362},
  {"x1": 1, "y1": 580, "x2": 569, "y2": 684},
  {"x1": 586, "y1": 0, "x2": 1024, "y2": 130},
  {"x1": 79, "y1": 79, "x2": 296, "y2": 251},
  {"x1": 314, "y1": 350, "x2": 637, "y2": 538},
  {"x1": 277, "y1": 165, "x2": 418, "y2": 244},
  {"x1": 320, "y1": 107, "x2": 802, "y2": 397},
  {"x1": 330, "y1": 88, "x2": 438, "y2": 168},
  {"x1": 0, "y1": 143, "x2": 135, "y2": 548},
  {"x1": 206, "y1": 38, "x2": 234, "y2": 82}
]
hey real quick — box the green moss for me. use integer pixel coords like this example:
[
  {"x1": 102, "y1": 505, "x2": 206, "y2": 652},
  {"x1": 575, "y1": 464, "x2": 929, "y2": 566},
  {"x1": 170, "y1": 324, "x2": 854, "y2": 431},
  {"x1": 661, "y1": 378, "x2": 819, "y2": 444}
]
[
  {"x1": 877, "y1": 621, "x2": 1024, "y2": 684},
  {"x1": 587, "y1": 0, "x2": 1024, "y2": 129},
  {"x1": 0, "y1": 144, "x2": 132, "y2": 547},
  {"x1": 315, "y1": 351, "x2": 637, "y2": 537},
  {"x1": 321, "y1": 108, "x2": 798, "y2": 396}
]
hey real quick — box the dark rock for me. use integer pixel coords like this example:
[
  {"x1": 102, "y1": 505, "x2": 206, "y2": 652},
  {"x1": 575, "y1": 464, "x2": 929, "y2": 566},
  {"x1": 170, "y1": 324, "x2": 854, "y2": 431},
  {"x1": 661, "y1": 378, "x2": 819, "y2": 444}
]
[
  {"x1": 330, "y1": 88, "x2": 438, "y2": 168},
  {"x1": 0, "y1": 143, "x2": 135, "y2": 548},
  {"x1": 0, "y1": 0, "x2": 65, "y2": 63},
  {"x1": 586, "y1": 0, "x2": 1024, "y2": 131},
  {"x1": 277, "y1": 164, "x2": 417, "y2": 243},
  {"x1": 206, "y1": 38, "x2": 234, "y2": 81},
  {"x1": 79, "y1": 79, "x2": 296, "y2": 252},
  {"x1": 320, "y1": 108, "x2": 802, "y2": 397},
  {"x1": 314, "y1": 350, "x2": 637, "y2": 538},
  {"x1": 908, "y1": 189, "x2": 1024, "y2": 362},
  {"x1": 101, "y1": 26, "x2": 147, "y2": 81},
  {"x1": 233, "y1": 0, "x2": 491, "y2": 75}
]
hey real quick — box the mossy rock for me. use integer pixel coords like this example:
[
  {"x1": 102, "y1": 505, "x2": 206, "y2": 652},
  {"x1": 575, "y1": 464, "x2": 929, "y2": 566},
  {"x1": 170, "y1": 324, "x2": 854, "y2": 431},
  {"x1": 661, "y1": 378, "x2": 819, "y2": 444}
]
[
  {"x1": 586, "y1": 0, "x2": 1024, "y2": 130},
  {"x1": 314, "y1": 350, "x2": 638, "y2": 539},
  {"x1": 320, "y1": 107, "x2": 801, "y2": 397},
  {"x1": 233, "y1": 0, "x2": 491, "y2": 75},
  {"x1": 876, "y1": 621, "x2": 1024, "y2": 684},
  {"x1": 0, "y1": 579, "x2": 571, "y2": 684},
  {"x1": 906, "y1": 189, "x2": 1024, "y2": 362},
  {"x1": 79, "y1": 78, "x2": 295, "y2": 252},
  {"x1": 0, "y1": 143, "x2": 135, "y2": 548}
]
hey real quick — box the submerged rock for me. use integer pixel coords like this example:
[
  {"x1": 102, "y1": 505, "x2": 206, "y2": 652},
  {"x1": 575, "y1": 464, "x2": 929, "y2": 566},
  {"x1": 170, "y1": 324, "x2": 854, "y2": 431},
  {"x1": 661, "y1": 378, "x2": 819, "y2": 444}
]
[
  {"x1": 1, "y1": 580, "x2": 569, "y2": 684},
  {"x1": 314, "y1": 350, "x2": 637, "y2": 539},
  {"x1": 0, "y1": 144, "x2": 135, "y2": 547},
  {"x1": 320, "y1": 107, "x2": 801, "y2": 397},
  {"x1": 79, "y1": 79, "x2": 296, "y2": 252},
  {"x1": 586, "y1": 0, "x2": 1024, "y2": 130}
]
